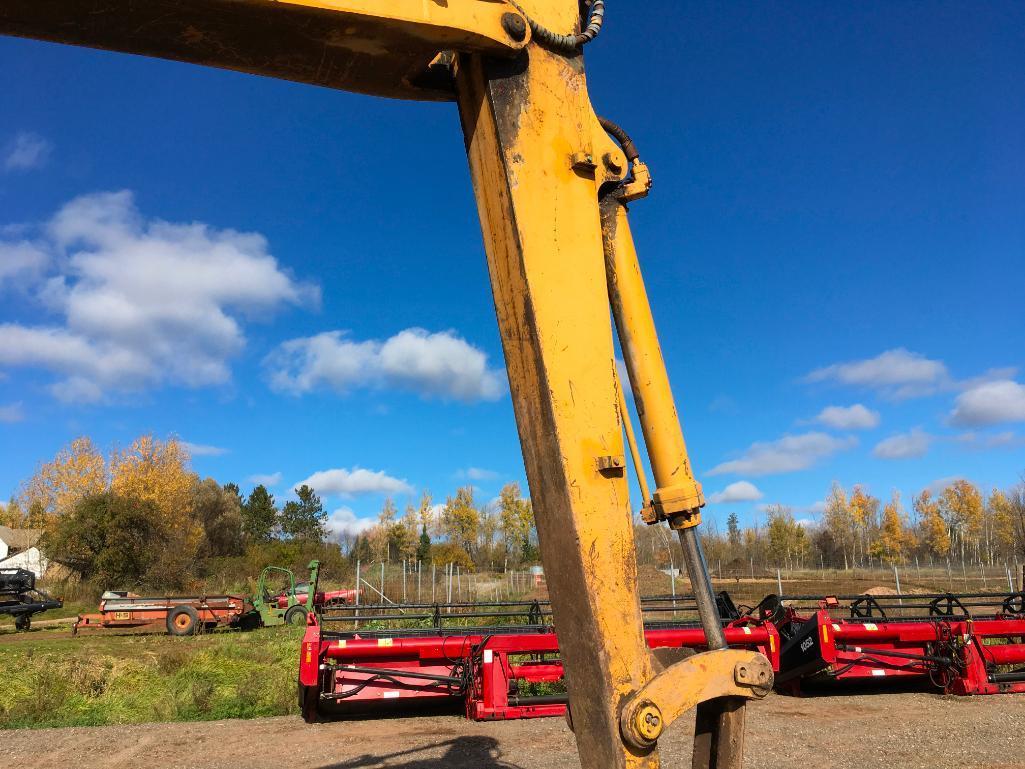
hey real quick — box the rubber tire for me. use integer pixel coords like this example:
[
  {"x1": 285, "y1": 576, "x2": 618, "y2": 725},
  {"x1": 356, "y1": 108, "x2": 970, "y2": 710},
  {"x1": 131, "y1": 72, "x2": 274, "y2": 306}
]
[
  {"x1": 14, "y1": 614, "x2": 30, "y2": 632},
  {"x1": 166, "y1": 605, "x2": 200, "y2": 636},
  {"x1": 285, "y1": 605, "x2": 309, "y2": 626}
]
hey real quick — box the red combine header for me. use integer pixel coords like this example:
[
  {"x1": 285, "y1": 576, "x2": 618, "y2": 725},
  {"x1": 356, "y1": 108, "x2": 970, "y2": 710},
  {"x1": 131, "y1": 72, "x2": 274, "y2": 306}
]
[{"x1": 297, "y1": 589, "x2": 1025, "y2": 723}]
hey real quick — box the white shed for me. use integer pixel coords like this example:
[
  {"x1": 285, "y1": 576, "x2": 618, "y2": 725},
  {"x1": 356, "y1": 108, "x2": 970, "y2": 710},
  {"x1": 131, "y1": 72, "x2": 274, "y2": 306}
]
[{"x1": 0, "y1": 526, "x2": 48, "y2": 578}]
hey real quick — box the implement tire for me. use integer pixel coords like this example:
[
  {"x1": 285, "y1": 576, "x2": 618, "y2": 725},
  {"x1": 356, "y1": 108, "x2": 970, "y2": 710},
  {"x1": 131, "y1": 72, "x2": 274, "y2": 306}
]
[
  {"x1": 167, "y1": 606, "x2": 200, "y2": 636},
  {"x1": 285, "y1": 605, "x2": 309, "y2": 626}
]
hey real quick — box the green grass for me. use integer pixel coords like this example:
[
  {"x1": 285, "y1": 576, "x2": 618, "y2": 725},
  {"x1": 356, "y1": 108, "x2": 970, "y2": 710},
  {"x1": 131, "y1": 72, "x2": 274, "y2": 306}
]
[{"x1": 0, "y1": 626, "x2": 304, "y2": 729}]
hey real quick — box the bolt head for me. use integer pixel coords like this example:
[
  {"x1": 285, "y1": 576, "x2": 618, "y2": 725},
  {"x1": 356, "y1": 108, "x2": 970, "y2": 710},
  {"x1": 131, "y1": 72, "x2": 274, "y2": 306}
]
[
  {"x1": 602, "y1": 152, "x2": 624, "y2": 175},
  {"x1": 501, "y1": 13, "x2": 527, "y2": 42}
]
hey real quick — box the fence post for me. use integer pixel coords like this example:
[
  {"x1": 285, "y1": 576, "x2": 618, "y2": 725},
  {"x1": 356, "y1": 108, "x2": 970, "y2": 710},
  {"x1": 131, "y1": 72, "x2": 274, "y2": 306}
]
[
  {"x1": 893, "y1": 565, "x2": 903, "y2": 609},
  {"x1": 354, "y1": 559, "x2": 361, "y2": 630},
  {"x1": 402, "y1": 559, "x2": 407, "y2": 603},
  {"x1": 962, "y1": 561, "x2": 969, "y2": 592},
  {"x1": 1007, "y1": 565, "x2": 1015, "y2": 592},
  {"x1": 776, "y1": 568, "x2": 783, "y2": 597},
  {"x1": 417, "y1": 560, "x2": 422, "y2": 603},
  {"x1": 432, "y1": 562, "x2": 437, "y2": 603}
]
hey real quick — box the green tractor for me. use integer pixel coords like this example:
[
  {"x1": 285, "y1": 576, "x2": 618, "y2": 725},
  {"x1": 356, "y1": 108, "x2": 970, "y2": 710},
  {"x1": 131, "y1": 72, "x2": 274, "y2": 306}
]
[{"x1": 252, "y1": 560, "x2": 322, "y2": 628}]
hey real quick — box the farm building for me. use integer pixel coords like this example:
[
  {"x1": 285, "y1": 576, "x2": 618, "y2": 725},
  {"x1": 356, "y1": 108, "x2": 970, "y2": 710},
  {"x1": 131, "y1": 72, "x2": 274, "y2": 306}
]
[{"x1": 0, "y1": 525, "x2": 48, "y2": 578}]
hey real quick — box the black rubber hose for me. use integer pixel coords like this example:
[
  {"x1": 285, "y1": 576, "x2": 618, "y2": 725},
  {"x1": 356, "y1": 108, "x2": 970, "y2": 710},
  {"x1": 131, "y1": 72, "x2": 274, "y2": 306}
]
[
  {"x1": 598, "y1": 117, "x2": 639, "y2": 163},
  {"x1": 511, "y1": 0, "x2": 605, "y2": 53}
]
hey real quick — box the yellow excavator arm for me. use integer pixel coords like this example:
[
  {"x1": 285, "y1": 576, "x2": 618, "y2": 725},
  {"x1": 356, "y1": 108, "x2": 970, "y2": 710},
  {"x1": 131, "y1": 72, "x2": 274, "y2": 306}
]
[{"x1": 0, "y1": 2, "x2": 770, "y2": 766}]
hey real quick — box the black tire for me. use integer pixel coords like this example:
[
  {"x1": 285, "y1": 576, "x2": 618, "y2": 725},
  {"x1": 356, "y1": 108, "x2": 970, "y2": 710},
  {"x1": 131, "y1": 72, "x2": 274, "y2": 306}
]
[
  {"x1": 14, "y1": 614, "x2": 30, "y2": 632},
  {"x1": 285, "y1": 605, "x2": 309, "y2": 626},
  {"x1": 167, "y1": 605, "x2": 200, "y2": 636}
]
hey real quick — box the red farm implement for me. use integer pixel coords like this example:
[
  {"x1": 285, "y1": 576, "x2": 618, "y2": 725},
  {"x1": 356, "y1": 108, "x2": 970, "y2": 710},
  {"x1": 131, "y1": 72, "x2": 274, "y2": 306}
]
[
  {"x1": 74, "y1": 592, "x2": 254, "y2": 636},
  {"x1": 773, "y1": 591, "x2": 1025, "y2": 695},
  {"x1": 297, "y1": 590, "x2": 1025, "y2": 724},
  {"x1": 298, "y1": 594, "x2": 779, "y2": 722}
]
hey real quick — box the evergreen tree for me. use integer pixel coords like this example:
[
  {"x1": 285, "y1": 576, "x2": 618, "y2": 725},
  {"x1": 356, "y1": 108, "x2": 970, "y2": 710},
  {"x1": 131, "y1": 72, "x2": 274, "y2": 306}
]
[
  {"x1": 727, "y1": 512, "x2": 742, "y2": 550},
  {"x1": 280, "y1": 484, "x2": 327, "y2": 542},
  {"x1": 242, "y1": 485, "x2": 278, "y2": 543},
  {"x1": 416, "y1": 524, "x2": 432, "y2": 563},
  {"x1": 223, "y1": 482, "x2": 244, "y2": 509}
]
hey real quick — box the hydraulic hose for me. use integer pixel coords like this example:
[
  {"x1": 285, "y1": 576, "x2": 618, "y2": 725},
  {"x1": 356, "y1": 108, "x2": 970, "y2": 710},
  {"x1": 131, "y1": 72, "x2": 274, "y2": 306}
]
[{"x1": 510, "y1": 0, "x2": 605, "y2": 53}]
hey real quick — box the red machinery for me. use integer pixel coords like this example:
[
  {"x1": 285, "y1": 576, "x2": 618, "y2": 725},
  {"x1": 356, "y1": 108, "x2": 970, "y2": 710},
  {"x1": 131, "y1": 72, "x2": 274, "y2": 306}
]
[
  {"x1": 298, "y1": 596, "x2": 779, "y2": 722},
  {"x1": 774, "y1": 592, "x2": 1025, "y2": 696},
  {"x1": 297, "y1": 590, "x2": 1025, "y2": 724},
  {"x1": 271, "y1": 585, "x2": 359, "y2": 610},
  {"x1": 75, "y1": 591, "x2": 253, "y2": 636}
]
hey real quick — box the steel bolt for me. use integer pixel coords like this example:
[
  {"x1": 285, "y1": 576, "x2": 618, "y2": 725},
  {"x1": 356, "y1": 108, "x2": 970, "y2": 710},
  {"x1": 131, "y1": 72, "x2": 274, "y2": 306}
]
[
  {"x1": 602, "y1": 152, "x2": 624, "y2": 175},
  {"x1": 502, "y1": 13, "x2": 527, "y2": 42},
  {"x1": 633, "y1": 702, "x2": 663, "y2": 743}
]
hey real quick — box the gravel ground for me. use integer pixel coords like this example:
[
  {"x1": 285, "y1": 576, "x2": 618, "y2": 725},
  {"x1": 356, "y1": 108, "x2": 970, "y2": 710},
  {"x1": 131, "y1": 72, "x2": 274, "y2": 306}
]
[{"x1": 2, "y1": 691, "x2": 1023, "y2": 769}]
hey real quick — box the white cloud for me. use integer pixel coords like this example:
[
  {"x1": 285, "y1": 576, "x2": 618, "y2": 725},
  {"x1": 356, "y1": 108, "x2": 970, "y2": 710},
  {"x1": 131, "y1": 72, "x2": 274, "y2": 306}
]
[
  {"x1": 4, "y1": 132, "x2": 52, "y2": 171},
  {"x1": 0, "y1": 402, "x2": 24, "y2": 423},
  {"x1": 805, "y1": 348, "x2": 949, "y2": 399},
  {"x1": 183, "y1": 441, "x2": 229, "y2": 457},
  {"x1": 814, "y1": 404, "x2": 880, "y2": 430},
  {"x1": 926, "y1": 476, "x2": 967, "y2": 496},
  {"x1": 757, "y1": 500, "x2": 825, "y2": 516},
  {"x1": 0, "y1": 242, "x2": 49, "y2": 287},
  {"x1": 873, "y1": 428, "x2": 932, "y2": 460},
  {"x1": 709, "y1": 480, "x2": 764, "y2": 504},
  {"x1": 460, "y1": 467, "x2": 500, "y2": 481},
  {"x1": 955, "y1": 431, "x2": 1022, "y2": 451},
  {"x1": 266, "y1": 328, "x2": 504, "y2": 402},
  {"x1": 297, "y1": 467, "x2": 413, "y2": 498},
  {"x1": 326, "y1": 506, "x2": 377, "y2": 537},
  {"x1": 247, "y1": 472, "x2": 283, "y2": 487},
  {"x1": 0, "y1": 191, "x2": 316, "y2": 403},
  {"x1": 949, "y1": 379, "x2": 1025, "y2": 427},
  {"x1": 708, "y1": 432, "x2": 856, "y2": 477}
]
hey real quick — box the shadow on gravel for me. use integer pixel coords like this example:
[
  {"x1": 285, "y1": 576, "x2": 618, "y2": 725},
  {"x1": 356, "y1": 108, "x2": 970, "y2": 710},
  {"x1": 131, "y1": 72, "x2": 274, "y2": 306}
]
[{"x1": 318, "y1": 736, "x2": 525, "y2": 769}]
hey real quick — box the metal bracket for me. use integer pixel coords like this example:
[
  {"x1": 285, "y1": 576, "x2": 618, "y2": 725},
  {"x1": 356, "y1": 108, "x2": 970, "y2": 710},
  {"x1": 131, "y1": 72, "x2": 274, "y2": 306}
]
[
  {"x1": 596, "y1": 454, "x2": 626, "y2": 476},
  {"x1": 619, "y1": 649, "x2": 773, "y2": 750}
]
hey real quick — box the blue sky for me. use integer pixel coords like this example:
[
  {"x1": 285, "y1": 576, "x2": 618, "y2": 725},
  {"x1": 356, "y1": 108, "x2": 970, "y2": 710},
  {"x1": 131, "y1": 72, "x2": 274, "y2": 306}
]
[{"x1": 1, "y1": 2, "x2": 1023, "y2": 536}]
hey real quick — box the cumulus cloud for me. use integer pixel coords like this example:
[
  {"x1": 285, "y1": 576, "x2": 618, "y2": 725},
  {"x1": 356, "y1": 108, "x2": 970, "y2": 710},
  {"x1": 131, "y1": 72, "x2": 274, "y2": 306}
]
[
  {"x1": 805, "y1": 348, "x2": 949, "y2": 399},
  {"x1": 708, "y1": 481, "x2": 764, "y2": 504},
  {"x1": 949, "y1": 379, "x2": 1025, "y2": 427},
  {"x1": 297, "y1": 467, "x2": 413, "y2": 498},
  {"x1": 247, "y1": 472, "x2": 283, "y2": 486},
  {"x1": 326, "y1": 506, "x2": 377, "y2": 537},
  {"x1": 183, "y1": 441, "x2": 229, "y2": 457},
  {"x1": 0, "y1": 402, "x2": 25, "y2": 423},
  {"x1": 814, "y1": 404, "x2": 880, "y2": 430},
  {"x1": 0, "y1": 191, "x2": 316, "y2": 403},
  {"x1": 266, "y1": 328, "x2": 504, "y2": 402},
  {"x1": 872, "y1": 427, "x2": 932, "y2": 460},
  {"x1": 4, "y1": 132, "x2": 52, "y2": 171},
  {"x1": 708, "y1": 432, "x2": 856, "y2": 477}
]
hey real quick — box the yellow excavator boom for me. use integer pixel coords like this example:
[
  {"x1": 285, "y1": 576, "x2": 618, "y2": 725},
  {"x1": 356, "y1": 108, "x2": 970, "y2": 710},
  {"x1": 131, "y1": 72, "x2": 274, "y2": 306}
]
[{"x1": 0, "y1": 2, "x2": 771, "y2": 766}]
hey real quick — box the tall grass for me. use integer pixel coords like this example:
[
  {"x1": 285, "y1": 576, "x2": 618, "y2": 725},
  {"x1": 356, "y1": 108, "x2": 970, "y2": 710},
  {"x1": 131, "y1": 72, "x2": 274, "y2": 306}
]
[{"x1": 0, "y1": 627, "x2": 304, "y2": 729}]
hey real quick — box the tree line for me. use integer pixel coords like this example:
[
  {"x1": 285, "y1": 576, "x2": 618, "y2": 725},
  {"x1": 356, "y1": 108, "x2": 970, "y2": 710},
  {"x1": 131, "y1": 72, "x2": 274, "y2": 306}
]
[
  {"x1": 633, "y1": 477, "x2": 1025, "y2": 573},
  {"x1": 341, "y1": 482, "x2": 538, "y2": 572},
  {"x1": 0, "y1": 434, "x2": 539, "y2": 593}
]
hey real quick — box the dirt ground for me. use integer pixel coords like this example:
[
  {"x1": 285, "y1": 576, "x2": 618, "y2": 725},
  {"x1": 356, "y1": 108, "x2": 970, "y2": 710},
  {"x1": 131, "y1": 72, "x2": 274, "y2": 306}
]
[{"x1": 2, "y1": 691, "x2": 1022, "y2": 769}]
